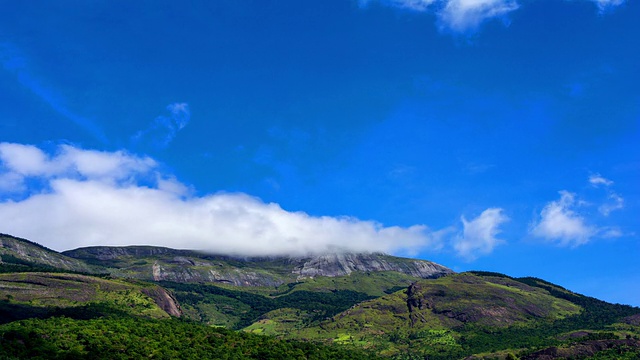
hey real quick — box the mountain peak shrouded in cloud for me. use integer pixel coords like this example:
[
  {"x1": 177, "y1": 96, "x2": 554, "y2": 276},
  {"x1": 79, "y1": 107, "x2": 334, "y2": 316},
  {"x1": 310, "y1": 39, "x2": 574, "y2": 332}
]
[
  {"x1": 0, "y1": 0, "x2": 637, "y2": 306},
  {"x1": 0, "y1": 143, "x2": 441, "y2": 256}
]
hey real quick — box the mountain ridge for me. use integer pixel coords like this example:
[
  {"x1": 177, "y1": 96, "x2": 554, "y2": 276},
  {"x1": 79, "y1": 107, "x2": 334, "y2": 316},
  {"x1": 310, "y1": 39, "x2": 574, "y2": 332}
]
[
  {"x1": 1, "y1": 233, "x2": 639, "y2": 359},
  {"x1": 2, "y1": 234, "x2": 453, "y2": 287},
  {"x1": 61, "y1": 244, "x2": 454, "y2": 286},
  {"x1": 0, "y1": 233, "x2": 97, "y2": 273}
]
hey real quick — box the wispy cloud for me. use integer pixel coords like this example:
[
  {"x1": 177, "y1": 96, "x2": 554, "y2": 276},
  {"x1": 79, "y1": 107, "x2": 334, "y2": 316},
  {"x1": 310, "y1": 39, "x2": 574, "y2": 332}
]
[
  {"x1": 530, "y1": 191, "x2": 596, "y2": 247},
  {"x1": 361, "y1": 0, "x2": 624, "y2": 33},
  {"x1": 0, "y1": 43, "x2": 108, "y2": 144},
  {"x1": 593, "y1": 0, "x2": 626, "y2": 13},
  {"x1": 360, "y1": 0, "x2": 519, "y2": 33},
  {"x1": 530, "y1": 174, "x2": 625, "y2": 247},
  {"x1": 588, "y1": 173, "x2": 624, "y2": 216},
  {"x1": 438, "y1": 0, "x2": 519, "y2": 33},
  {"x1": 599, "y1": 192, "x2": 624, "y2": 216},
  {"x1": 453, "y1": 208, "x2": 509, "y2": 260},
  {"x1": 0, "y1": 143, "x2": 442, "y2": 256},
  {"x1": 589, "y1": 173, "x2": 613, "y2": 187},
  {"x1": 360, "y1": 0, "x2": 437, "y2": 11},
  {"x1": 132, "y1": 103, "x2": 191, "y2": 150}
]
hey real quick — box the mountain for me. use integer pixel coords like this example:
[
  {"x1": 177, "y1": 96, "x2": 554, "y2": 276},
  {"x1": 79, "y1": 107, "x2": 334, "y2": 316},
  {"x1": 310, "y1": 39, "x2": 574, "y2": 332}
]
[
  {"x1": 1, "y1": 234, "x2": 639, "y2": 359},
  {"x1": 0, "y1": 233, "x2": 97, "y2": 273},
  {"x1": 62, "y1": 245, "x2": 453, "y2": 287},
  {"x1": 244, "y1": 272, "x2": 640, "y2": 359}
]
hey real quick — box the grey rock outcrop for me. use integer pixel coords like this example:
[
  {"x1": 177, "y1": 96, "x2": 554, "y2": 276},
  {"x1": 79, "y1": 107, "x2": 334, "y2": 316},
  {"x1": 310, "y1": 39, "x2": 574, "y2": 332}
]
[
  {"x1": 63, "y1": 246, "x2": 454, "y2": 287},
  {"x1": 292, "y1": 253, "x2": 452, "y2": 279}
]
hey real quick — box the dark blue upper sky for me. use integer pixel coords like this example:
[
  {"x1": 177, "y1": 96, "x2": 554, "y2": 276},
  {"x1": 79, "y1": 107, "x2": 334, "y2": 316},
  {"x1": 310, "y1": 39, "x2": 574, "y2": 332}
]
[{"x1": 0, "y1": 0, "x2": 638, "y2": 305}]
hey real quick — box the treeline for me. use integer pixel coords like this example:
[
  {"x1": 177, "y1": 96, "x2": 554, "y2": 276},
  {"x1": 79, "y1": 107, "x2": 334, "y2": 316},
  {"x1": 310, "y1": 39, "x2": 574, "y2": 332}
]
[
  {"x1": 160, "y1": 281, "x2": 375, "y2": 328},
  {"x1": 0, "y1": 316, "x2": 382, "y2": 360},
  {"x1": 0, "y1": 298, "x2": 149, "y2": 325}
]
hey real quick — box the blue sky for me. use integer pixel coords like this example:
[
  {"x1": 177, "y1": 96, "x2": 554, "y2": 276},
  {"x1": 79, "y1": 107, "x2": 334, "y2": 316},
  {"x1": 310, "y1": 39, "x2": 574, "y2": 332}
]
[{"x1": 0, "y1": 0, "x2": 638, "y2": 306}]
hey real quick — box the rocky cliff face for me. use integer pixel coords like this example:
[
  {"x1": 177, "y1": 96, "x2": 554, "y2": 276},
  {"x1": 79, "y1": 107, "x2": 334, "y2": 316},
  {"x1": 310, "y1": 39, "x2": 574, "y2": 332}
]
[
  {"x1": 63, "y1": 246, "x2": 193, "y2": 261},
  {"x1": 141, "y1": 286, "x2": 182, "y2": 317},
  {"x1": 63, "y1": 246, "x2": 453, "y2": 287},
  {"x1": 291, "y1": 253, "x2": 453, "y2": 279}
]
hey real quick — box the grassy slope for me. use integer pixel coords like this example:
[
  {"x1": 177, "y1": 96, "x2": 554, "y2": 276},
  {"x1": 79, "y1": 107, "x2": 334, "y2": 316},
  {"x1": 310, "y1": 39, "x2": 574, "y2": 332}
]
[
  {"x1": 250, "y1": 274, "x2": 578, "y2": 355},
  {"x1": 160, "y1": 279, "x2": 377, "y2": 329},
  {"x1": 158, "y1": 271, "x2": 421, "y2": 329},
  {"x1": 0, "y1": 272, "x2": 170, "y2": 323},
  {"x1": 281, "y1": 271, "x2": 422, "y2": 297},
  {"x1": 245, "y1": 272, "x2": 640, "y2": 359}
]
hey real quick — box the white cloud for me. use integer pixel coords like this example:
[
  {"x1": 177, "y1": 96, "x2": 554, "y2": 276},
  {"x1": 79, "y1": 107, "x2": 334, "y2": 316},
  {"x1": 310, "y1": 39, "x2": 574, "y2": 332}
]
[
  {"x1": 0, "y1": 142, "x2": 50, "y2": 176},
  {"x1": 362, "y1": 0, "x2": 624, "y2": 34},
  {"x1": 0, "y1": 143, "x2": 156, "y2": 189},
  {"x1": 0, "y1": 143, "x2": 441, "y2": 256},
  {"x1": 386, "y1": 0, "x2": 437, "y2": 11},
  {"x1": 0, "y1": 172, "x2": 24, "y2": 193},
  {"x1": 453, "y1": 208, "x2": 509, "y2": 260},
  {"x1": 530, "y1": 191, "x2": 596, "y2": 247},
  {"x1": 361, "y1": 0, "x2": 519, "y2": 33},
  {"x1": 589, "y1": 173, "x2": 613, "y2": 187},
  {"x1": 438, "y1": 0, "x2": 519, "y2": 33}
]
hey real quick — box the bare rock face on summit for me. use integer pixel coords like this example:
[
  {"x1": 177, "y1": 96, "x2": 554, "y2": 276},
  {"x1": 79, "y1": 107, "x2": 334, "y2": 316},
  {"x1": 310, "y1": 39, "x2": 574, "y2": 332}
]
[
  {"x1": 62, "y1": 245, "x2": 453, "y2": 286},
  {"x1": 292, "y1": 253, "x2": 453, "y2": 279}
]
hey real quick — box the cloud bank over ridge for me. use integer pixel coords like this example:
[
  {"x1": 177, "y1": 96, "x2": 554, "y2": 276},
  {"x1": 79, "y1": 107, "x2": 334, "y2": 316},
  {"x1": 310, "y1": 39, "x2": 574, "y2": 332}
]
[
  {"x1": 0, "y1": 143, "x2": 441, "y2": 256},
  {"x1": 0, "y1": 143, "x2": 625, "y2": 259}
]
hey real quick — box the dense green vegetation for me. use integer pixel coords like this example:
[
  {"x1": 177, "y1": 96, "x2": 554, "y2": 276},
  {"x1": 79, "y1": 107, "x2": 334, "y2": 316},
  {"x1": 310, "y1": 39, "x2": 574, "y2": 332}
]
[
  {"x1": 0, "y1": 273, "x2": 171, "y2": 324},
  {"x1": 382, "y1": 272, "x2": 640, "y2": 359},
  {"x1": 160, "y1": 281, "x2": 375, "y2": 328},
  {"x1": 0, "y1": 316, "x2": 382, "y2": 360},
  {"x1": 2, "y1": 235, "x2": 639, "y2": 359},
  {"x1": 257, "y1": 272, "x2": 640, "y2": 359}
]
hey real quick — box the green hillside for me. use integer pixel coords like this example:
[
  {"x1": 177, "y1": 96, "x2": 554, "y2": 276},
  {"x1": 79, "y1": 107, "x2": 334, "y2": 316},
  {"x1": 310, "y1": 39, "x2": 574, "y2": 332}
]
[
  {"x1": 243, "y1": 272, "x2": 640, "y2": 359},
  {"x1": 0, "y1": 234, "x2": 639, "y2": 359},
  {"x1": 0, "y1": 317, "x2": 381, "y2": 360},
  {"x1": 0, "y1": 272, "x2": 177, "y2": 323}
]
